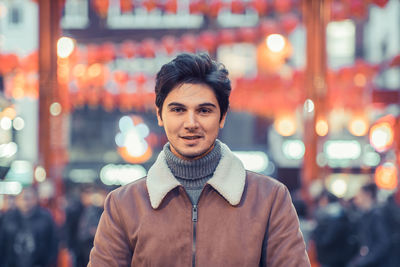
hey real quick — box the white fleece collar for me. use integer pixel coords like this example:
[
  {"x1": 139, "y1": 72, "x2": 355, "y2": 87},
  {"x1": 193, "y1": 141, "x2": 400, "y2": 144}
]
[{"x1": 146, "y1": 142, "x2": 246, "y2": 209}]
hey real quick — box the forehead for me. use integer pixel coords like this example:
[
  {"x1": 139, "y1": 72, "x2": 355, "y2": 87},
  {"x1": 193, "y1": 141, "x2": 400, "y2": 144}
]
[{"x1": 164, "y1": 83, "x2": 219, "y2": 106}]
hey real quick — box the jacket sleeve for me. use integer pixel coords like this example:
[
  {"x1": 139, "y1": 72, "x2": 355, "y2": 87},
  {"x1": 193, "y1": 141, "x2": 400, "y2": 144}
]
[
  {"x1": 88, "y1": 192, "x2": 133, "y2": 266},
  {"x1": 262, "y1": 184, "x2": 311, "y2": 267}
]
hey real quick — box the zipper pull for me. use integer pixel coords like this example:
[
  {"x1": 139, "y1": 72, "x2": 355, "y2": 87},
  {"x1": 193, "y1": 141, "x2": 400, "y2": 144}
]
[{"x1": 192, "y1": 205, "x2": 198, "y2": 222}]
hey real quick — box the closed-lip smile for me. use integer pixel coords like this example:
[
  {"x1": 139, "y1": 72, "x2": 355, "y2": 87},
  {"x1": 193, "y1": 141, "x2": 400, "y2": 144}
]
[{"x1": 181, "y1": 135, "x2": 202, "y2": 140}]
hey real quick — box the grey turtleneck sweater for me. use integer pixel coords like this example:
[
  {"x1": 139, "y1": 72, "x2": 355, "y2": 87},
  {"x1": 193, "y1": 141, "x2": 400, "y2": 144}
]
[{"x1": 164, "y1": 140, "x2": 221, "y2": 204}]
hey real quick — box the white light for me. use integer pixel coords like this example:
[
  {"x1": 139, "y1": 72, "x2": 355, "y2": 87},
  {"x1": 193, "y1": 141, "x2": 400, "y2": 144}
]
[
  {"x1": 0, "y1": 117, "x2": 12, "y2": 130},
  {"x1": 125, "y1": 130, "x2": 148, "y2": 157},
  {"x1": 13, "y1": 117, "x2": 25, "y2": 131},
  {"x1": 324, "y1": 140, "x2": 361, "y2": 160},
  {"x1": 330, "y1": 178, "x2": 348, "y2": 198},
  {"x1": 282, "y1": 140, "x2": 305, "y2": 160},
  {"x1": 100, "y1": 164, "x2": 147, "y2": 186},
  {"x1": 233, "y1": 151, "x2": 269, "y2": 172},
  {"x1": 115, "y1": 132, "x2": 124, "y2": 147},
  {"x1": 49, "y1": 102, "x2": 62, "y2": 116},
  {"x1": 303, "y1": 99, "x2": 315, "y2": 113},
  {"x1": 0, "y1": 142, "x2": 18, "y2": 158},
  {"x1": 136, "y1": 123, "x2": 150, "y2": 138},
  {"x1": 69, "y1": 169, "x2": 97, "y2": 183},
  {"x1": 266, "y1": 34, "x2": 285, "y2": 53},
  {"x1": 57, "y1": 37, "x2": 75, "y2": 58},
  {"x1": 0, "y1": 181, "x2": 22, "y2": 195},
  {"x1": 363, "y1": 152, "x2": 381, "y2": 167},
  {"x1": 119, "y1": 116, "x2": 134, "y2": 132},
  {"x1": 34, "y1": 166, "x2": 47, "y2": 183}
]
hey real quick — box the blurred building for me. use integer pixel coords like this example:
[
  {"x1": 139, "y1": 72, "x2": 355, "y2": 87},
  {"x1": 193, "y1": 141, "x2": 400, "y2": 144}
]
[{"x1": 0, "y1": 0, "x2": 399, "y2": 202}]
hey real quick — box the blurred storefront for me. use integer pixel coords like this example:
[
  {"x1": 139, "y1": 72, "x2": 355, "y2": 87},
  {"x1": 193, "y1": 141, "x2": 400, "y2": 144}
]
[{"x1": 0, "y1": 0, "x2": 399, "y2": 208}]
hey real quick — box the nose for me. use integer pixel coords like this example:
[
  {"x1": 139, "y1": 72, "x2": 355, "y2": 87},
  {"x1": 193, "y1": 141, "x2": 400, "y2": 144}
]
[{"x1": 183, "y1": 111, "x2": 199, "y2": 130}]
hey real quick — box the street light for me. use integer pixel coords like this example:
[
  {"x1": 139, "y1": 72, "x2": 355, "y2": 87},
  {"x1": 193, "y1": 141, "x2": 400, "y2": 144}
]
[{"x1": 57, "y1": 36, "x2": 75, "y2": 58}]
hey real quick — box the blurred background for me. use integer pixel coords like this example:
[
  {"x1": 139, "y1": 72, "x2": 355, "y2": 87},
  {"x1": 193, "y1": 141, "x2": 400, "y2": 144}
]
[{"x1": 0, "y1": 0, "x2": 399, "y2": 266}]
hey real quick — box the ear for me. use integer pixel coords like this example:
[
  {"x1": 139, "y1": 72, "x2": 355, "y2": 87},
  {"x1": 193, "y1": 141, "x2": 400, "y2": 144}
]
[
  {"x1": 219, "y1": 112, "x2": 227, "y2": 129},
  {"x1": 156, "y1": 107, "x2": 164, "y2": 127}
]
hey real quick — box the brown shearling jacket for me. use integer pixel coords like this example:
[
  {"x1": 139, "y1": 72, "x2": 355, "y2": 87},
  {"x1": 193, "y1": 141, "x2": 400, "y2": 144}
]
[{"x1": 88, "y1": 143, "x2": 310, "y2": 266}]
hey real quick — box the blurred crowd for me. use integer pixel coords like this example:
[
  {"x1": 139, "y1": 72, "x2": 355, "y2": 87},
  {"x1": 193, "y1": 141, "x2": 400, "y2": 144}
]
[
  {"x1": 0, "y1": 181, "x2": 399, "y2": 267},
  {"x1": 0, "y1": 184, "x2": 107, "y2": 267},
  {"x1": 296, "y1": 183, "x2": 400, "y2": 267}
]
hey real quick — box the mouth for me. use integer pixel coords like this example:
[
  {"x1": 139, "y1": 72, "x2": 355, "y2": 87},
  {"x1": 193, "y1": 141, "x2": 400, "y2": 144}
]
[{"x1": 181, "y1": 135, "x2": 203, "y2": 140}]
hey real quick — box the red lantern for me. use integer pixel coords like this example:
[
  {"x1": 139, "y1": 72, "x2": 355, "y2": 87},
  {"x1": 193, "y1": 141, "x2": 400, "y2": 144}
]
[
  {"x1": 120, "y1": 0, "x2": 133, "y2": 13},
  {"x1": 164, "y1": 0, "x2": 177, "y2": 14},
  {"x1": 372, "y1": 0, "x2": 389, "y2": 8},
  {"x1": 238, "y1": 27, "x2": 258, "y2": 43},
  {"x1": 280, "y1": 13, "x2": 299, "y2": 34},
  {"x1": 87, "y1": 44, "x2": 100, "y2": 64},
  {"x1": 219, "y1": 29, "x2": 236, "y2": 44},
  {"x1": 0, "y1": 54, "x2": 19, "y2": 74},
  {"x1": 231, "y1": 0, "x2": 245, "y2": 14},
  {"x1": 133, "y1": 73, "x2": 147, "y2": 86},
  {"x1": 199, "y1": 31, "x2": 217, "y2": 52},
  {"x1": 92, "y1": 0, "x2": 109, "y2": 18},
  {"x1": 161, "y1": 35, "x2": 177, "y2": 55},
  {"x1": 208, "y1": 0, "x2": 224, "y2": 17},
  {"x1": 250, "y1": 0, "x2": 268, "y2": 15},
  {"x1": 349, "y1": 0, "x2": 367, "y2": 19},
  {"x1": 259, "y1": 19, "x2": 279, "y2": 36},
  {"x1": 113, "y1": 71, "x2": 129, "y2": 86},
  {"x1": 189, "y1": 0, "x2": 206, "y2": 14},
  {"x1": 180, "y1": 34, "x2": 197, "y2": 53},
  {"x1": 389, "y1": 54, "x2": 400, "y2": 67},
  {"x1": 331, "y1": 1, "x2": 348, "y2": 21},
  {"x1": 121, "y1": 40, "x2": 137, "y2": 58},
  {"x1": 143, "y1": 0, "x2": 157, "y2": 12},
  {"x1": 274, "y1": 0, "x2": 291, "y2": 13},
  {"x1": 99, "y1": 42, "x2": 116, "y2": 62},
  {"x1": 140, "y1": 39, "x2": 156, "y2": 58}
]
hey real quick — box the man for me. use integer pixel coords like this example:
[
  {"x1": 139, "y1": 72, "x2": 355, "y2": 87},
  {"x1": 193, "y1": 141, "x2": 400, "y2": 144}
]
[
  {"x1": 350, "y1": 183, "x2": 391, "y2": 267},
  {"x1": 0, "y1": 186, "x2": 59, "y2": 267},
  {"x1": 88, "y1": 53, "x2": 310, "y2": 266}
]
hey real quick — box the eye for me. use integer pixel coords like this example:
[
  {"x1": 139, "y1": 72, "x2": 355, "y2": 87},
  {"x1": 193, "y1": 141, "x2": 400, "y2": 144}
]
[
  {"x1": 198, "y1": 108, "x2": 212, "y2": 114},
  {"x1": 171, "y1": 107, "x2": 185, "y2": 113}
]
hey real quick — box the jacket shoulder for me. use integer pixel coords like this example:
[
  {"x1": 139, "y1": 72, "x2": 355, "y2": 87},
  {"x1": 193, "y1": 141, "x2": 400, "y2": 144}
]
[
  {"x1": 108, "y1": 176, "x2": 148, "y2": 202},
  {"x1": 245, "y1": 170, "x2": 286, "y2": 190}
]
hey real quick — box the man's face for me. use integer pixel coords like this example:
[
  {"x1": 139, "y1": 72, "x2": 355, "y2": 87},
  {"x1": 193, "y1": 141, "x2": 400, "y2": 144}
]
[{"x1": 157, "y1": 83, "x2": 226, "y2": 160}]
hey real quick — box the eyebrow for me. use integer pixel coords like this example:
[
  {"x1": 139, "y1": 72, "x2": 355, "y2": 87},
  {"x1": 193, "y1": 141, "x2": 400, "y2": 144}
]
[{"x1": 167, "y1": 102, "x2": 217, "y2": 108}]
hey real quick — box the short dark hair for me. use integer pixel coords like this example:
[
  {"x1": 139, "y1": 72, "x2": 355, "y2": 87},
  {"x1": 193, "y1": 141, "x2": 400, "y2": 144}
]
[{"x1": 155, "y1": 53, "x2": 231, "y2": 121}]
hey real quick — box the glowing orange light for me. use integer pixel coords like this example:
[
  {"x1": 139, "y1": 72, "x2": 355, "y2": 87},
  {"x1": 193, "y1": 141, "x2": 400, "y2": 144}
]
[
  {"x1": 375, "y1": 163, "x2": 398, "y2": 190},
  {"x1": 2, "y1": 107, "x2": 16, "y2": 119},
  {"x1": 87, "y1": 63, "x2": 102, "y2": 78},
  {"x1": 316, "y1": 118, "x2": 329, "y2": 136},
  {"x1": 369, "y1": 122, "x2": 394, "y2": 152},
  {"x1": 73, "y1": 64, "x2": 86, "y2": 78},
  {"x1": 274, "y1": 115, "x2": 296, "y2": 136},
  {"x1": 354, "y1": 73, "x2": 367, "y2": 87},
  {"x1": 349, "y1": 116, "x2": 369, "y2": 136},
  {"x1": 12, "y1": 87, "x2": 24, "y2": 99}
]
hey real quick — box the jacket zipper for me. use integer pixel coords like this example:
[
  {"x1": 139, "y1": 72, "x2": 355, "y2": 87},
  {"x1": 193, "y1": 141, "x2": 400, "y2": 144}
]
[{"x1": 192, "y1": 204, "x2": 198, "y2": 267}]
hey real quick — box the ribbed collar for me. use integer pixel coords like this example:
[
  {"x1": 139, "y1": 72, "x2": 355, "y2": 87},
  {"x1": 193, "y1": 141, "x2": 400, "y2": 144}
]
[
  {"x1": 164, "y1": 141, "x2": 221, "y2": 180},
  {"x1": 146, "y1": 141, "x2": 246, "y2": 209}
]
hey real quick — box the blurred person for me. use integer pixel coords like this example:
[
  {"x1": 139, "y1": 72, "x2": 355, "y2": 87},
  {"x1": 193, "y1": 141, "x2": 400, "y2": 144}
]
[
  {"x1": 380, "y1": 189, "x2": 400, "y2": 267},
  {"x1": 349, "y1": 183, "x2": 391, "y2": 267},
  {"x1": 0, "y1": 186, "x2": 59, "y2": 267},
  {"x1": 76, "y1": 185, "x2": 105, "y2": 267},
  {"x1": 312, "y1": 190, "x2": 358, "y2": 267},
  {"x1": 292, "y1": 190, "x2": 316, "y2": 248},
  {"x1": 62, "y1": 186, "x2": 84, "y2": 266},
  {"x1": 88, "y1": 53, "x2": 310, "y2": 266}
]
